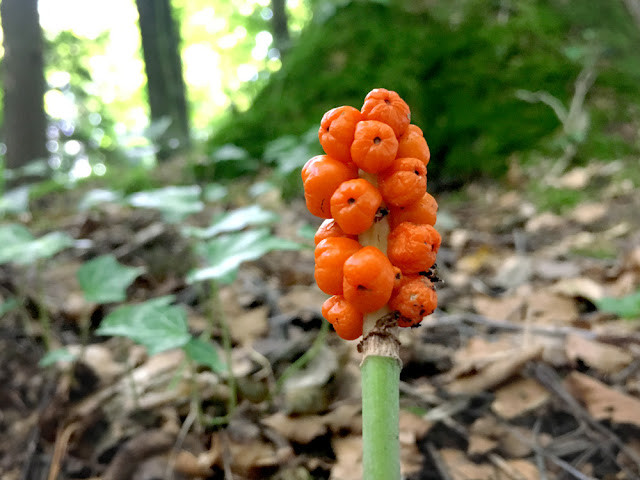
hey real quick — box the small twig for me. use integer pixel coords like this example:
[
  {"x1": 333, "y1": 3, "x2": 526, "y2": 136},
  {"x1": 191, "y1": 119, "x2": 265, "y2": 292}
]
[
  {"x1": 47, "y1": 421, "x2": 81, "y2": 480},
  {"x1": 488, "y1": 453, "x2": 528, "y2": 480},
  {"x1": 165, "y1": 398, "x2": 198, "y2": 480},
  {"x1": 425, "y1": 442, "x2": 455, "y2": 480},
  {"x1": 532, "y1": 418, "x2": 549, "y2": 480}
]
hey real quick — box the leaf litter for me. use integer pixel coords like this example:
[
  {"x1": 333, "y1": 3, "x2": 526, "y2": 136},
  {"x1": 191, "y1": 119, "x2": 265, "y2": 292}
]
[{"x1": 1, "y1": 159, "x2": 640, "y2": 479}]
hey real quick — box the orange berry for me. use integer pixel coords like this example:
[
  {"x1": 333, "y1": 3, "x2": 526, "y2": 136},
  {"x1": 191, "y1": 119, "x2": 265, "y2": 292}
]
[
  {"x1": 378, "y1": 157, "x2": 427, "y2": 207},
  {"x1": 389, "y1": 275, "x2": 437, "y2": 327},
  {"x1": 397, "y1": 125, "x2": 430, "y2": 166},
  {"x1": 318, "y1": 106, "x2": 362, "y2": 164},
  {"x1": 322, "y1": 295, "x2": 364, "y2": 340},
  {"x1": 392, "y1": 266, "x2": 403, "y2": 292},
  {"x1": 350, "y1": 120, "x2": 398, "y2": 173},
  {"x1": 343, "y1": 246, "x2": 395, "y2": 313},
  {"x1": 387, "y1": 222, "x2": 441, "y2": 274},
  {"x1": 314, "y1": 219, "x2": 357, "y2": 245},
  {"x1": 389, "y1": 192, "x2": 438, "y2": 230},
  {"x1": 361, "y1": 88, "x2": 411, "y2": 138},
  {"x1": 314, "y1": 237, "x2": 362, "y2": 295},
  {"x1": 330, "y1": 178, "x2": 382, "y2": 235},
  {"x1": 302, "y1": 155, "x2": 358, "y2": 218}
]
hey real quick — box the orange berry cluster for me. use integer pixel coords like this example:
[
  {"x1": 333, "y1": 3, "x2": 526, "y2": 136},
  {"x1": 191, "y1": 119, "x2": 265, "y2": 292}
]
[{"x1": 303, "y1": 88, "x2": 441, "y2": 340}]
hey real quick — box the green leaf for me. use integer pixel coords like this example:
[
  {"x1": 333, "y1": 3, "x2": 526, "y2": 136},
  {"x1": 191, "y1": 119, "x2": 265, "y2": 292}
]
[
  {"x1": 0, "y1": 186, "x2": 30, "y2": 216},
  {"x1": 0, "y1": 224, "x2": 73, "y2": 265},
  {"x1": 97, "y1": 302, "x2": 191, "y2": 355},
  {"x1": 77, "y1": 255, "x2": 144, "y2": 304},
  {"x1": 182, "y1": 205, "x2": 279, "y2": 239},
  {"x1": 596, "y1": 290, "x2": 640, "y2": 319},
  {"x1": 78, "y1": 189, "x2": 122, "y2": 211},
  {"x1": 126, "y1": 185, "x2": 203, "y2": 222},
  {"x1": 0, "y1": 297, "x2": 19, "y2": 316},
  {"x1": 39, "y1": 348, "x2": 77, "y2": 367},
  {"x1": 187, "y1": 228, "x2": 303, "y2": 284},
  {"x1": 184, "y1": 337, "x2": 225, "y2": 373}
]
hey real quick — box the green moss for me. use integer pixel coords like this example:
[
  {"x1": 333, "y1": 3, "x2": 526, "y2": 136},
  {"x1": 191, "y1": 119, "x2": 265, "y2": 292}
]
[{"x1": 209, "y1": 0, "x2": 640, "y2": 185}]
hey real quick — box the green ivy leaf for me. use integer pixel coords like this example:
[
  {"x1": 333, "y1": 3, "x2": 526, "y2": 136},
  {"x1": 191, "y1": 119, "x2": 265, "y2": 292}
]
[
  {"x1": 77, "y1": 255, "x2": 144, "y2": 304},
  {"x1": 97, "y1": 302, "x2": 191, "y2": 355},
  {"x1": 39, "y1": 348, "x2": 77, "y2": 367},
  {"x1": 0, "y1": 224, "x2": 73, "y2": 265},
  {"x1": 596, "y1": 290, "x2": 640, "y2": 319},
  {"x1": 183, "y1": 337, "x2": 225, "y2": 373},
  {"x1": 126, "y1": 185, "x2": 203, "y2": 222},
  {"x1": 183, "y1": 205, "x2": 279, "y2": 239},
  {"x1": 187, "y1": 228, "x2": 302, "y2": 284}
]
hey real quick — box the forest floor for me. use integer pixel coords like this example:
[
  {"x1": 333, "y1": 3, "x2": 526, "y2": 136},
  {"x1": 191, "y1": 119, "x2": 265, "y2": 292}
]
[{"x1": 1, "y1": 157, "x2": 640, "y2": 480}]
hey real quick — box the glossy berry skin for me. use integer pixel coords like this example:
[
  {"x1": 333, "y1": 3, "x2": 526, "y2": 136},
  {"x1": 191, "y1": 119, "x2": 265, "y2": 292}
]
[
  {"x1": 319, "y1": 106, "x2": 362, "y2": 164},
  {"x1": 343, "y1": 246, "x2": 395, "y2": 313},
  {"x1": 350, "y1": 120, "x2": 398, "y2": 173},
  {"x1": 388, "y1": 192, "x2": 438, "y2": 230},
  {"x1": 378, "y1": 157, "x2": 427, "y2": 207},
  {"x1": 389, "y1": 275, "x2": 437, "y2": 327},
  {"x1": 397, "y1": 125, "x2": 430, "y2": 166},
  {"x1": 302, "y1": 155, "x2": 358, "y2": 218},
  {"x1": 330, "y1": 178, "x2": 382, "y2": 235},
  {"x1": 361, "y1": 88, "x2": 411, "y2": 138},
  {"x1": 314, "y1": 218, "x2": 358, "y2": 246},
  {"x1": 387, "y1": 222, "x2": 441, "y2": 274},
  {"x1": 314, "y1": 237, "x2": 362, "y2": 295},
  {"x1": 322, "y1": 295, "x2": 364, "y2": 340}
]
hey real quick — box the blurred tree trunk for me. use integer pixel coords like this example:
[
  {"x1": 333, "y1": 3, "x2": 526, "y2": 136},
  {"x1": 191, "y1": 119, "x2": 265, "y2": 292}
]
[
  {"x1": 271, "y1": 0, "x2": 290, "y2": 57},
  {"x1": 0, "y1": 0, "x2": 48, "y2": 187},
  {"x1": 135, "y1": 0, "x2": 190, "y2": 160}
]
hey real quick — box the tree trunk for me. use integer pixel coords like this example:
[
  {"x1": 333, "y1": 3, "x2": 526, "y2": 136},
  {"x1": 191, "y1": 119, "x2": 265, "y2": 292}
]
[
  {"x1": 271, "y1": 0, "x2": 290, "y2": 57},
  {"x1": 135, "y1": 0, "x2": 190, "y2": 160},
  {"x1": 0, "y1": 0, "x2": 48, "y2": 187}
]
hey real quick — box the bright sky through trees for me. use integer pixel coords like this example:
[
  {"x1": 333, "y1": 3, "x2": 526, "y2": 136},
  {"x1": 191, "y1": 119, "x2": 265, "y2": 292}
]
[{"x1": 35, "y1": 0, "x2": 292, "y2": 132}]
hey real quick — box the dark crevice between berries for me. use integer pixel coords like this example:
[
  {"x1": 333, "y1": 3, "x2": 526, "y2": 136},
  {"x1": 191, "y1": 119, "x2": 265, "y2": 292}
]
[
  {"x1": 373, "y1": 136, "x2": 381, "y2": 145},
  {"x1": 347, "y1": 197, "x2": 355, "y2": 204}
]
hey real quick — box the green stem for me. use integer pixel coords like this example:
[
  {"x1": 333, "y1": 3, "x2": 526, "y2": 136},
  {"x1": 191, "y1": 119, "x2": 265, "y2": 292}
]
[{"x1": 362, "y1": 353, "x2": 401, "y2": 480}]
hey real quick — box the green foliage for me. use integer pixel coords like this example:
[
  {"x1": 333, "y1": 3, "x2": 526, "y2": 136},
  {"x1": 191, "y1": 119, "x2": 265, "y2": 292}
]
[
  {"x1": 596, "y1": 290, "x2": 640, "y2": 319},
  {"x1": 96, "y1": 298, "x2": 225, "y2": 371},
  {"x1": 126, "y1": 185, "x2": 204, "y2": 222},
  {"x1": 39, "y1": 348, "x2": 77, "y2": 367},
  {"x1": 77, "y1": 255, "x2": 144, "y2": 304},
  {"x1": 0, "y1": 224, "x2": 73, "y2": 265},
  {"x1": 97, "y1": 301, "x2": 192, "y2": 356},
  {"x1": 188, "y1": 228, "x2": 303, "y2": 284},
  {"x1": 183, "y1": 205, "x2": 279, "y2": 239},
  {"x1": 209, "y1": 0, "x2": 640, "y2": 185}
]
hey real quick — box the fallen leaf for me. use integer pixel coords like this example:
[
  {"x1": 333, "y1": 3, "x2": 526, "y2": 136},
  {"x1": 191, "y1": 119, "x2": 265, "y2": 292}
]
[
  {"x1": 570, "y1": 202, "x2": 607, "y2": 224},
  {"x1": 492, "y1": 376, "x2": 550, "y2": 420},
  {"x1": 227, "y1": 306, "x2": 269, "y2": 346},
  {"x1": 330, "y1": 436, "x2": 362, "y2": 480},
  {"x1": 468, "y1": 434, "x2": 498, "y2": 456},
  {"x1": 499, "y1": 459, "x2": 541, "y2": 480},
  {"x1": 550, "y1": 277, "x2": 605, "y2": 301},
  {"x1": 564, "y1": 371, "x2": 640, "y2": 427},
  {"x1": 526, "y1": 290, "x2": 579, "y2": 325},
  {"x1": 492, "y1": 255, "x2": 533, "y2": 289},
  {"x1": 533, "y1": 259, "x2": 581, "y2": 281},
  {"x1": 399, "y1": 410, "x2": 433, "y2": 445},
  {"x1": 440, "y1": 448, "x2": 495, "y2": 480},
  {"x1": 565, "y1": 334, "x2": 633, "y2": 374},
  {"x1": 262, "y1": 412, "x2": 328, "y2": 444},
  {"x1": 473, "y1": 295, "x2": 525, "y2": 322}
]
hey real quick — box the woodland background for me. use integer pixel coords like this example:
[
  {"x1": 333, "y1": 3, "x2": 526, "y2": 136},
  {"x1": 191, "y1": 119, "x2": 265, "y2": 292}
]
[{"x1": 1, "y1": 1, "x2": 640, "y2": 479}]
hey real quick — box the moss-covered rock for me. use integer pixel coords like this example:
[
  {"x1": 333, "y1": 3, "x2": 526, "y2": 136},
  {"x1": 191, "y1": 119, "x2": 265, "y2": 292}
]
[{"x1": 210, "y1": 0, "x2": 640, "y2": 186}]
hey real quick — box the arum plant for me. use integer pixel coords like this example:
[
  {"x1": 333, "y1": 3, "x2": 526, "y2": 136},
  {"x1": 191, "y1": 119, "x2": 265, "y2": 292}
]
[{"x1": 302, "y1": 89, "x2": 440, "y2": 479}]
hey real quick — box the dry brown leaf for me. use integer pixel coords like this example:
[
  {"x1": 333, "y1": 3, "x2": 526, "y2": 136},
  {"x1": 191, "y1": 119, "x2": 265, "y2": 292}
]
[
  {"x1": 570, "y1": 202, "x2": 607, "y2": 224},
  {"x1": 210, "y1": 432, "x2": 285, "y2": 479},
  {"x1": 564, "y1": 371, "x2": 640, "y2": 427},
  {"x1": 227, "y1": 306, "x2": 269, "y2": 346},
  {"x1": 330, "y1": 436, "x2": 362, "y2": 480},
  {"x1": 440, "y1": 448, "x2": 496, "y2": 480},
  {"x1": 323, "y1": 403, "x2": 362, "y2": 434},
  {"x1": 173, "y1": 450, "x2": 214, "y2": 477},
  {"x1": 550, "y1": 277, "x2": 605, "y2": 301},
  {"x1": 525, "y1": 290, "x2": 579, "y2": 325},
  {"x1": 468, "y1": 434, "x2": 498, "y2": 456},
  {"x1": 498, "y1": 459, "x2": 540, "y2": 480},
  {"x1": 447, "y1": 337, "x2": 542, "y2": 394},
  {"x1": 399, "y1": 410, "x2": 433, "y2": 445},
  {"x1": 492, "y1": 376, "x2": 550, "y2": 420},
  {"x1": 525, "y1": 212, "x2": 563, "y2": 233},
  {"x1": 261, "y1": 412, "x2": 328, "y2": 444},
  {"x1": 473, "y1": 294, "x2": 525, "y2": 322},
  {"x1": 565, "y1": 334, "x2": 633, "y2": 375}
]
